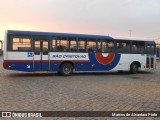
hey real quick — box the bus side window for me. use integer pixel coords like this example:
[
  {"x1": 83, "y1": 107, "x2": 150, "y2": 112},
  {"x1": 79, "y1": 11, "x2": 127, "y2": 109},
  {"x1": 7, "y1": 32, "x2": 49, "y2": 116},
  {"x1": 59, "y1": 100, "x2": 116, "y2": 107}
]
[
  {"x1": 115, "y1": 41, "x2": 123, "y2": 53},
  {"x1": 116, "y1": 41, "x2": 131, "y2": 53},
  {"x1": 69, "y1": 38, "x2": 77, "y2": 52},
  {"x1": 52, "y1": 37, "x2": 77, "y2": 52},
  {"x1": 97, "y1": 40, "x2": 102, "y2": 52},
  {"x1": 34, "y1": 41, "x2": 40, "y2": 55},
  {"x1": 42, "y1": 41, "x2": 49, "y2": 55},
  {"x1": 101, "y1": 40, "x2": 115, "y2": 53},
  {"x1": 57, "y1": 37, "x2": 69, "y2": 52},
  {"x1": 12, "y1": 36, "x2": 31, "y2": 51},
  {"x1": 132, "y1": 41, "x2": 145, "y2": 54},
  {"x1": 52, "y1": 37, "x2": 56, "y2": 52},
  {"x1": 107, "y1": 41, "x2": 115, "y2": 53},
  {"x1": 78, "y1": 38, "x2": 86, "y2": 52},
  {"x1": 87, "y1": 39, "x2": 96, "y2": 53},
  {"x1": 124, "y1": 41, "x2": 131, "y2": 53},
  {"x1": 102, "y1": 41, "x2": 107, "y2": 52},
  {"x1": 151, "y1": 46, "x2": 155, "y2": 55},
  {"x1": 138, "y1": 42, "x2": 145, "y2": 53}
]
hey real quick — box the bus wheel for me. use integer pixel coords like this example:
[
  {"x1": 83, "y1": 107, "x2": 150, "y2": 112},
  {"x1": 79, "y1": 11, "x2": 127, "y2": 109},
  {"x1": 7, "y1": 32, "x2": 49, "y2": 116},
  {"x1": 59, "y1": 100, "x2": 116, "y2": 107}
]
[
  {"x1": 60, "y1": 63, "x2": 73, "y2": 76},
  {"x1": 130, "y1": 63, "x2": 138, "y2": 74}
]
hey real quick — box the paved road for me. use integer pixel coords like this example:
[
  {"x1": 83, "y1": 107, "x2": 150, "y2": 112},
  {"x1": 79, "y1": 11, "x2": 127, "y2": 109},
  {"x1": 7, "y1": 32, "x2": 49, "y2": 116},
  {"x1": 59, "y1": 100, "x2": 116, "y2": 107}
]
[{"x1": 0, "y1": 56, "x2": 160, "y2": 120}]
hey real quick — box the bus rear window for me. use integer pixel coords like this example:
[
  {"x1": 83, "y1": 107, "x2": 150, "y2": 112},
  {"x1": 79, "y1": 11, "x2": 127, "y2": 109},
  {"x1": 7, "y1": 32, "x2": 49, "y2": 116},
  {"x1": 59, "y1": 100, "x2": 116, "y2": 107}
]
[{"x1": 11, "y1": 36, "x2": 31, "y2": 51}]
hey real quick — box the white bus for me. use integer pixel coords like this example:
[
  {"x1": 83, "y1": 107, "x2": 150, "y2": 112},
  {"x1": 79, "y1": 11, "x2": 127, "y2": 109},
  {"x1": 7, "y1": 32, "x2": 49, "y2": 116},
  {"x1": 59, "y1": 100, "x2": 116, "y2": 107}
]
[{"x1": 3, "y1": 30, "x2": 156, "y2": 76}]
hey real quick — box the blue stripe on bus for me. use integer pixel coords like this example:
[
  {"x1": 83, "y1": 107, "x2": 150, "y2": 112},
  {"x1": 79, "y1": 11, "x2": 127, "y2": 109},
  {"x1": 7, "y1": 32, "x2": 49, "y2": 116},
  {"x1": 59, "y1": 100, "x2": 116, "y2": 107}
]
[
  {"x1": 5, "y1": 62, "x2": 34, "y2": 72},
  {"x1": 58, "y1": 53, "x2": 121, "y2": 71},
  {"x1": 5, "y1": 53, "x2": 121, "y2": 72}
]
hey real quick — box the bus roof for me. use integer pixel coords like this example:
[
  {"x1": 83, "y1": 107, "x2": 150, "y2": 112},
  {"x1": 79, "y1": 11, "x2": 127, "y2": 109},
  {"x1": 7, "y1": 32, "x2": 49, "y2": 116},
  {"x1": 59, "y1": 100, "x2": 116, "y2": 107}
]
[
  {"x1": 7, "y1": 30, "x2": 113, "y2": 39},
  {"x1": 7, "y1": 30, "x2": 154, "y2": 42},
  {"x1": 113, "y1": 36, "x2": 154, "y2": 42}
]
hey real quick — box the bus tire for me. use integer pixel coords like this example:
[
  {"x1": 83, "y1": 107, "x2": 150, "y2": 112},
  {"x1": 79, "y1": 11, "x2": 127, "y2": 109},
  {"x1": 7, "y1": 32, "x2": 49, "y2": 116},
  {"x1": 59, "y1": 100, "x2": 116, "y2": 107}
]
[
  {"x1": 60, "y1": 63, "x2": 73, "y2": 76},
  {"x1": 130, "y1": 62, "x2": 138, "y2": 74}
]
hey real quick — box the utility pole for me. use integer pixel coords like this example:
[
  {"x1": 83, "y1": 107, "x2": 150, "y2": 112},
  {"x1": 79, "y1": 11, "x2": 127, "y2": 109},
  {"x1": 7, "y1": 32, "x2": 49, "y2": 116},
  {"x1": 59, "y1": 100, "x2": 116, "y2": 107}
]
[{"x1": 129, "y1": 30, "x2": 132, "y2": 37}]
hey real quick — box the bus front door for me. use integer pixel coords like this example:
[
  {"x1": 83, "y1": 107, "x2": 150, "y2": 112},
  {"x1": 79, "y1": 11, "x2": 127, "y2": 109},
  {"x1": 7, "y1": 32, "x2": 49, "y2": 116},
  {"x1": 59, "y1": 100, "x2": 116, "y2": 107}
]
[
  {"x1": 34, "y1": 40, "x2": 49, "y2": 71},
  {"x1": 146, "y1": 42, "x2": 155, "y2": 69}
]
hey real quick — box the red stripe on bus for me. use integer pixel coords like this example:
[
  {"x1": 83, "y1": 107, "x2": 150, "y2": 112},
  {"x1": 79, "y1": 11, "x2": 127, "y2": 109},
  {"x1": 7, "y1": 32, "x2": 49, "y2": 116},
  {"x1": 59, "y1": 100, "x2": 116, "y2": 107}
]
[{"x1": 4, "y1": 60, "x2": 33, "y2": 62}]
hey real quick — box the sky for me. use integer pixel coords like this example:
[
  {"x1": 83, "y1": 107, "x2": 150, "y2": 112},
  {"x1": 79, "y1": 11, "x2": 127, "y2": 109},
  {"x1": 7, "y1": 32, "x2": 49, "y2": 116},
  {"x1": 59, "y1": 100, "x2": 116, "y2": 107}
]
[{"x1": 0, "y1": 0, "x2": 160, "y2": 42}]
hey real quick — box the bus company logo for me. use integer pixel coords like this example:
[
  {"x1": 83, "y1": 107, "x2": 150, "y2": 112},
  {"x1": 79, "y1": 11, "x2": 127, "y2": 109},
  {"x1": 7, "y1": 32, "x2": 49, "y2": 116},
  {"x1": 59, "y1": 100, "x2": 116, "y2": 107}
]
[
  {"x1": 95, "y1": 53, "x2": 121, "y2": 70},
  {"x1": 95, "y1": 53, "x2": 115, "y2": 65}
]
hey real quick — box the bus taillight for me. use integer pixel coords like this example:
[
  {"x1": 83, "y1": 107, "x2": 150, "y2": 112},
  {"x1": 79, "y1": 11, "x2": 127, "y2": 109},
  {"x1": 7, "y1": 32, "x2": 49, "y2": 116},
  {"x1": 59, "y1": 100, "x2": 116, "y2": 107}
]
[
  {"x1": 3, "y1": 62, "x2": 7, "y2": 69},
  {"x1": 8, "y1": 65, "x2": 12, "y2": 68}
]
